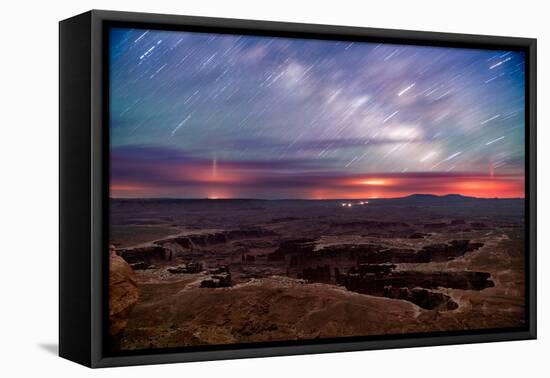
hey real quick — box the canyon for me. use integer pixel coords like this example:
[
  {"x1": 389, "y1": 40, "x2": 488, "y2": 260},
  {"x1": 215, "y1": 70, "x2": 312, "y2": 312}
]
[{"x1": 108, "y1": 196, "x2": 525, "y2": 351}]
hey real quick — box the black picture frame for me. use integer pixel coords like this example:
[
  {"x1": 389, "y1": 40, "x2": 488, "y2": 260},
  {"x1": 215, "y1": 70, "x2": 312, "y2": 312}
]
[{"x1": 59, "y1": 9, "x2": 537, "y2": 368}]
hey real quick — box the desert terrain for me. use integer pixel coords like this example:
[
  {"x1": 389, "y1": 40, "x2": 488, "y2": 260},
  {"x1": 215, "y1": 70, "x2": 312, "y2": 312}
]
[{"x1": 109, "y1": 195, "x2": 525, "y2": 351}]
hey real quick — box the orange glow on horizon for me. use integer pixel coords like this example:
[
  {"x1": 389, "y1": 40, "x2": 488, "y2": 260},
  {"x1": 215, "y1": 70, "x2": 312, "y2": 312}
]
[
  {"x1": 110, "y1": 173, "x2": 524, "y2": 199},
  {"x1": 361, "y1": 179, "x2": 388, "y2": 186},
  {"x1": 205, "y1": 189, "x2": 233, "y2": 199},
  {"x1": 314, "y1": 174, "x2": 524, "y2": 199}
]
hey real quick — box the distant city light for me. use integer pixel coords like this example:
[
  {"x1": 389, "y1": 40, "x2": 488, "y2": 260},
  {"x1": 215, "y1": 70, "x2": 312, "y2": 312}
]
[{"x1": 341, "y1": 201, "x2": 369, "y2": 207}]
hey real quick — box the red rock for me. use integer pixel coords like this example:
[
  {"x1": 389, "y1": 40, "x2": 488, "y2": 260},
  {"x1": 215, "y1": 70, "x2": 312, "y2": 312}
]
[{"x1": 109, "y1": 245, "x2": 139, "y2": 337}]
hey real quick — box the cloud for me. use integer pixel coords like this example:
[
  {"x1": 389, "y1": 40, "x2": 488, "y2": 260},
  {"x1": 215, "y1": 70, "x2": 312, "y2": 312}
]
[{"x1": 110, "y1": 145, "x2": 524, "y2": 199}]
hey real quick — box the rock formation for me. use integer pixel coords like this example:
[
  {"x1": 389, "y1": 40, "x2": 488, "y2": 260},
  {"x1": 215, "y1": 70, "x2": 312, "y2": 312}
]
[
  {"x1": 200, "y1": 266, "x2": 232, "y2": 288},
  {"x1": 383, "y1": 286, "x2": 458, "y2": 311},
  {"x1": 159, "y1": 229, "x2": 277, "y2": 249},
  {"x1": 301, "y1": 265, "x2": 332, "y2": 283},
  {"x1": 118, "y1": 228, "x2": 276, "y2": 268},
  {"x1": 267, "y1": 238, "x2": 316, "y2": 261},
  {"x1": 117, "y1": 245, "x2": 167, "y2": 266},
  {"x1": 409, "y1": 232, "x2": 429, "y2": 239},
  {"x1": 337, "y1": 263, "x2": 493, "y2": 310},
  {"x1": 109, "y1": 245, "x2": 139, "y2": 337},
  {"x1": 470, "y1": 222, "x2": 488, "y2": 229},
  {"x1": 167, "y1": 262, "x2": 203, "y2": 274},
  {"x1": 423, "y1": 222, "x2": 448, "y2": 229}
]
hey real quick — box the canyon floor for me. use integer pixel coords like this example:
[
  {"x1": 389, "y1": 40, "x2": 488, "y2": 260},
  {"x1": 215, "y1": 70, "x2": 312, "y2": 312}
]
[{"x1": 109, "y1": 195, "x2": 525, "y2": 351}]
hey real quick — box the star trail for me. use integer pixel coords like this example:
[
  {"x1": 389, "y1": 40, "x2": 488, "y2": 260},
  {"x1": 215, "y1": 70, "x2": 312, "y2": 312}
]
[{"x1": 109, "y1": 27, "x2": 525, "y2": 199}]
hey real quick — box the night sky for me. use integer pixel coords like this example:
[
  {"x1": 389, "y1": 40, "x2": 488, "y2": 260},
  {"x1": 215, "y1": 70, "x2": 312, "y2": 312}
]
[{"x1": 109, "y1": 27, "x2": 525, "y2": 199}]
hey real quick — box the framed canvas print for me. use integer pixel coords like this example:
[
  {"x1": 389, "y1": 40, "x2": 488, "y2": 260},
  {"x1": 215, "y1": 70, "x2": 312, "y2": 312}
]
[{"x1": 59, "y1": 10, "x2": 537, "y2": 368}]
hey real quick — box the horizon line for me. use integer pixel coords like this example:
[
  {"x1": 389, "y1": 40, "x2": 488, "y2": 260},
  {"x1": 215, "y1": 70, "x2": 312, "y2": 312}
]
[{"x1": 109, "y1": 193, "x2": 525, "y2": 201}]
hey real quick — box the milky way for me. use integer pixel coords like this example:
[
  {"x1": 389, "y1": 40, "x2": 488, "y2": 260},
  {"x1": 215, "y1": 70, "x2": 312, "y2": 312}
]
[{"x1": 109, "y1": 27, "x2": 525, "y2": 199}]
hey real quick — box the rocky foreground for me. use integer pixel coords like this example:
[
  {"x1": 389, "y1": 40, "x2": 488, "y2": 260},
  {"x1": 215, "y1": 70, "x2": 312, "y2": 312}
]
[
  {"x1": 109, "y1": 245, "x2": 139, "y2": 338},
  {"x1": 109, "y1": 198, "x2": 526, "y2": 351}
]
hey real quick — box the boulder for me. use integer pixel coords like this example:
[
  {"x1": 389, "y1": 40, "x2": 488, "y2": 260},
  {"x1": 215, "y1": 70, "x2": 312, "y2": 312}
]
[{"x1": 109, "y1": 245, "x2": 139, "y2": 337}]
